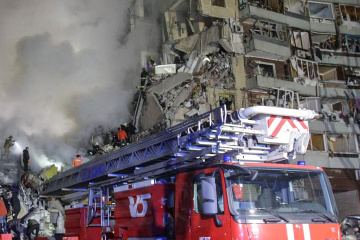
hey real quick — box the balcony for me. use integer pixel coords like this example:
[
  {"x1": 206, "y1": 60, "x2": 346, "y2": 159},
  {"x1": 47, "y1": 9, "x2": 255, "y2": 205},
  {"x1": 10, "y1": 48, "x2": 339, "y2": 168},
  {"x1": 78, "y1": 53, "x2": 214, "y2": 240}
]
[
  {"x1": 246, "y1": 71, "x2": 360, "y2": 99},
  {"x1": 316, "y1": 50, "x2": 360, "y2": 68},
  {"x1": 239, "y1": 4, "x2": 310, "y2": 31},
  {"x1": 246, "y1": 74, "x2": 316, "y2": 96},
  {"x1": 245, "y1": 34, "x2": 291, "y2": 59}
]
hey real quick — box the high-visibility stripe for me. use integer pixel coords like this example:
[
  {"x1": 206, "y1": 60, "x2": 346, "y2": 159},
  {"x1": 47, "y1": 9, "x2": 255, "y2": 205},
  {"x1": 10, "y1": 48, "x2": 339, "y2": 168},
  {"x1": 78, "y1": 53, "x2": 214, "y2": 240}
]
[
  {"x1": 297, "y1": 118, "x2": 308, "y2": 129},
  {"x1": 270, "y1": 117, "x2": 299, "y2": 137},
  {"x1": 303, "y1": 224, "x2": 311, "y2": 240},
  {"x1": 267, "y1": 115, "x2": 276, "y2": 128},
  {"x1": 286, "y1": 224, "x2": 295, "y2": 240}
]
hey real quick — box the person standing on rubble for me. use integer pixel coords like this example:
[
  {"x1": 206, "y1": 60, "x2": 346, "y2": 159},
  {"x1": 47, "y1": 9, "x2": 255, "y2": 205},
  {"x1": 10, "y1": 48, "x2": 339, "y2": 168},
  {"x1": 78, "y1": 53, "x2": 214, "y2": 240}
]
[
  {"x1": 4, "y1": 136, "x2": 15, "y2": 159},
  {"x1": 0, "y1": 196, "x2": 7, "y2": 233},
  {"x1": 140, "y1": 68, "x2": 149, "y2": 90},
  {"x1": 117, "y1": 126, "x2": 128, "y2": 147},
  {"x1": 23, "y1": 147, "x2": 30, "y2": 172},
  {"x1": 3, "y1": 191, "x2": 20, "y2": 220},
  {"x1": 125, "y1": 123, "x2": 137, "y2": 143},
  {"x1": 27, "y1": 219, "x2": 40, "y2": 239},
  {"x1": 72, "y1": 155, "x2": 83, "y2": 167}
]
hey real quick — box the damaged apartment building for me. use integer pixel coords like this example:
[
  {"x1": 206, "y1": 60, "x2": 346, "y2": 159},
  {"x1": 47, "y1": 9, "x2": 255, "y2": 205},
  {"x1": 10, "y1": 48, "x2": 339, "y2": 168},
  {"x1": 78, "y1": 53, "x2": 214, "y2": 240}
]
[{"x1": 131, "y1": 0, "x2": 360, "y2": 218}]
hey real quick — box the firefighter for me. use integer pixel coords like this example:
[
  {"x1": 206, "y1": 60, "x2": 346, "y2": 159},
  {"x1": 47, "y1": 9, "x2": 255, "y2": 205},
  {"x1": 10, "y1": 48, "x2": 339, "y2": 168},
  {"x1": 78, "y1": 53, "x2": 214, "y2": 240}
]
[
  {"x1": 117, "y1": 126, "x2": 128, "y2": 147},
  {"x1": 125, "y1": 123, "x2": 137, "y2": 143},
  {"x1": 23, "y1": 147, "x2": 30, "y2": 172},
  {"x1": 112, "y1": 132, "x2": 119, "y2": 147},
  {"x1": 7, "y1": 219, "x2": 23, "y2": 240},
  {"x1": 3, "y1": 191, "x2": 20, "y2": 220},
  {"x1": 72, "y1": 155, "x2": 83, "y2": 167},
  {"x1": 140, "y1": 68, "x2": 148, "y2": 90},
  {"x1": 26, "y1": 219, "x2": 40, "y2": 239},
  {"x1": 148, "y1": 56, "x2": 156, "y2": 76},
  {"x1": 4, "y1": 136, "x2": 15, "y2": 159},
  {"x1": 148, "y1": 56, "x2": 156, "y2": 68},
  {"x1": 91, "y1": 142, "x2": 103, "y2": 155}
]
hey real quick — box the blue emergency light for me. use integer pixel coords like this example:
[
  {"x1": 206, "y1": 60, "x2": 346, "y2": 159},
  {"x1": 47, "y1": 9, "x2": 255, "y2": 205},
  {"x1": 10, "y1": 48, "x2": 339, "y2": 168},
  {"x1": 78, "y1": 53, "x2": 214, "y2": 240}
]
[
  {"x1": 223, "y1": 155, "x2": 232, "y2": 162},
  {"x1": 297, "y1": 161, "x2": 306, "y2": 166}
]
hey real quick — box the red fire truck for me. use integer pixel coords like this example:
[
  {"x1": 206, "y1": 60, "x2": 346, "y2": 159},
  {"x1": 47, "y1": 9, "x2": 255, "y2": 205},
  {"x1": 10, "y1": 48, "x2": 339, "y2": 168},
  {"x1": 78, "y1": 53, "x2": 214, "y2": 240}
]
[{"x1": 43, "y1": 105, "x2": 341, "y2": 240}]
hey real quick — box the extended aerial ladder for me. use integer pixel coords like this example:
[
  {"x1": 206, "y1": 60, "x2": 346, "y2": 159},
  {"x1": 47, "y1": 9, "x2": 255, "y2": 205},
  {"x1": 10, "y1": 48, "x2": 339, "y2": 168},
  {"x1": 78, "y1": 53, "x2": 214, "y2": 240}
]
[{"x1": 38, "y1": 105, "x2": 317, "y2": 198}]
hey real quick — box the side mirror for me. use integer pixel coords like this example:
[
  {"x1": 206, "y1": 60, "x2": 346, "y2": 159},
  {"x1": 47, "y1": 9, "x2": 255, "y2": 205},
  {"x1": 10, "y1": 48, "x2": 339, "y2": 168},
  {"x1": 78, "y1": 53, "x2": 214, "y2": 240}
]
[{"x1": 201, "y1": 177, "x2": 218, "y2": 215}]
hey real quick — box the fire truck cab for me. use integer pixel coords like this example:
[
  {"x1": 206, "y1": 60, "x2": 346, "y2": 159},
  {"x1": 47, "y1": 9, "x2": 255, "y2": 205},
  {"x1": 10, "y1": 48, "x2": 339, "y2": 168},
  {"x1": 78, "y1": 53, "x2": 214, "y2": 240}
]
[{"x1": 109, "y1": 162, "x2": 340, "y2": 240}]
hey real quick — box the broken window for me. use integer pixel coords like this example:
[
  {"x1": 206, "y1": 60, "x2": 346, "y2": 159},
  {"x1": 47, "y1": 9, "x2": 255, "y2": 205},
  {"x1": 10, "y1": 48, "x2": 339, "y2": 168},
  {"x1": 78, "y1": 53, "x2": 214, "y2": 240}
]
[
  {"x1": 308, "y1": 133, "x2": 325, "y2": 151},
  {"x1": 219, "y1": 93, "x2": 235, "y2": 110},
  {"x1": 345, "y1": 35, "x2": 360, "y2": 53},
  {"x1": 302, "y1": 97, "x2": 321, "y2": 113},
  {"x1": 322, "y1": 99, "x2": 350, "y2": 123},
  {"x1": 250, "y1": 20, "x2": 287, "y2": 41},
  {"x1": 290, "y1": 57, "x2": 319, "y2": 80},
  {"x1": 312, "y1": 34, "x2": 336, "y2": 50},
  {"x1": 242, "y1": 0, "x2": 283, "y2": 11},
  {"x1": 249, "y1": 60, "x2": 276, "y2": 78},
  {"x1": 284, "y1": 0, "x2": 306, "y2": 15},
  {"x1": 258, "y1": 62, "x2": 276, "y2": 77},
  {"x1": 212, "y1": 0, "x2": 226, "y2": 7},
  {"x1": 345, "y1": 67, "x2": 360, "y2": 86},
  {"x1": 308, "y1": 1, "x2": 334, "y2": 20},
  {"x1": 290, "y1": 30, "x2": 310, "y2": 50},
  {"x1": 327, "y1": 134, "x2": 356, "y2": 153},
  {"x1": 340, "y1": 4, "x2": 360, "y2": 22}
]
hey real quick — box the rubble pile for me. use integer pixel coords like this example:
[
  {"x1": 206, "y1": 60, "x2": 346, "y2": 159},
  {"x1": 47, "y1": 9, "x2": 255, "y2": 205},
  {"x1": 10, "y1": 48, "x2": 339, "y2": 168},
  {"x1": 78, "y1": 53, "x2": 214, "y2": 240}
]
[
  {"x1": 0, "y1": 152, "x2": 62, "y2": 239},
  {"x1": 137, "y1": 21, "x2": 240, "y2": 132}
]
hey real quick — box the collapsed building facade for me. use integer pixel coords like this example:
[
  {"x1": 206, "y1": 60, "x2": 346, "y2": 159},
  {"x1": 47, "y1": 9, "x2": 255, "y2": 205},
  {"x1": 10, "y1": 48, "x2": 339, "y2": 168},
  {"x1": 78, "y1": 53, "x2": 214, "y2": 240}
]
[
  {"x1": 132, "y1": 0, "x2": 360, "y2": 219},
  {"x1": 0, "y1": 0, "x2": 360, "y2": 238}
]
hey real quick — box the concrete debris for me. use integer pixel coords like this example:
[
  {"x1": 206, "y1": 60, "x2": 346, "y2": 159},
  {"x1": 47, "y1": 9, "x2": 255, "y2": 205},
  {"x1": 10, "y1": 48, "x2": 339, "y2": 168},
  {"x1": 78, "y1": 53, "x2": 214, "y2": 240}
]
[
  {"x1": 174, "y1": 34, "x2": 200, "y2": 54},
  {"x1": 155, "y1": 64, "x2": 177, "y2": 75},
  {"x1": 149, "y1": 72, "x2": 192, "y2": 95},
  {"x1": 173, "y1": 86, "x2": 193, "y2": 107},
  {"x1": 201, "y1": 24, "x2": 221, "y2": 55},
  {"x1": 184, "y1": 108, "x2": 198, "y2": 118}
]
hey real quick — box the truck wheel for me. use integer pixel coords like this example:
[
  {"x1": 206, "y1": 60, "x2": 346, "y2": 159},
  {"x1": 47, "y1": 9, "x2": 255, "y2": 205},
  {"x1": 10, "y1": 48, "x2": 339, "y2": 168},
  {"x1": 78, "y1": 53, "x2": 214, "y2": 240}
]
[{"x1": 101, "y1": 233, "x2": 107, "y2": 240}]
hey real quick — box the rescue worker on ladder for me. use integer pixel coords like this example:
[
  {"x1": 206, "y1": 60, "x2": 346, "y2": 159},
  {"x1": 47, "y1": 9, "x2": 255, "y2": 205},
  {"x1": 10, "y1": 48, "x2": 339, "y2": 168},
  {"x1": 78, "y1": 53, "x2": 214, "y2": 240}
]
[
  {"x1": 72, "y1": 154, "x2": 83, "y2": 167},
  {"x1": 4, "y1": 136, "x2": 15, "y2": 159},
  {"x1": 140, "y1": 68, "x2": 148, "y2": 91},
  {"x1": 117, "y1": 125, "x2": 128, "y2": 147},
  {"x1": 148, "y1": 56, "x2": 156, "y2": 77}
]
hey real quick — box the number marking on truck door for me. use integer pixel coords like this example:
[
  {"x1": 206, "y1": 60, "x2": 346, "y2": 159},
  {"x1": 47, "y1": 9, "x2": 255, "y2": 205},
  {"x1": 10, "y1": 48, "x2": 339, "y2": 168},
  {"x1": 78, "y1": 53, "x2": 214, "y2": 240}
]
[{"x1": 128, "y1": 193, "x2": 151, "y2": 217}]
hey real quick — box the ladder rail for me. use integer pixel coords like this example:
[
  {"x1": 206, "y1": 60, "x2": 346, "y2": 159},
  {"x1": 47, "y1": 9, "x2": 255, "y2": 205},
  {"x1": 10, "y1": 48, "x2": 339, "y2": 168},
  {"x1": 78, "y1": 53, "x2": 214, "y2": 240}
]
[
  {"x1": 38, "y1": 108, "x2": 221, "y2": 195},
  {"x1": 38, "y1": 105, "x2": 315, "y2": 196}
]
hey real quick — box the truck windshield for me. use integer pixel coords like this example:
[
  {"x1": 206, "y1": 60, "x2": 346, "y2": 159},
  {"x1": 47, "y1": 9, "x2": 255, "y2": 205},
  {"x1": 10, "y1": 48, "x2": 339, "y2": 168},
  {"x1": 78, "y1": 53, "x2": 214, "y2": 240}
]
[{"x1": 225, "y1": 166, "x2": 337, "y2": 223}]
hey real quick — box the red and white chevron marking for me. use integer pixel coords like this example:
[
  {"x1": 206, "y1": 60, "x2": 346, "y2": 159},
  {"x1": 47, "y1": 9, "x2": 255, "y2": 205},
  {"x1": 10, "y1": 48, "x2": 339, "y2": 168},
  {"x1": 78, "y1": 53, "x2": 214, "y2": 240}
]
[{"x1": 267, "y1": 116, "x2": 308, "y2": 138}]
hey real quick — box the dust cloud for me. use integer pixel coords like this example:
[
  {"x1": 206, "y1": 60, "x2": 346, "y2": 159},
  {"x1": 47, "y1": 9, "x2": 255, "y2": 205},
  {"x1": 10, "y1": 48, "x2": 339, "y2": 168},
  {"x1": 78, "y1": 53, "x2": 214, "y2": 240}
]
[{"x1": 0, "y1": 0, "x2": 161, "y2": 171}]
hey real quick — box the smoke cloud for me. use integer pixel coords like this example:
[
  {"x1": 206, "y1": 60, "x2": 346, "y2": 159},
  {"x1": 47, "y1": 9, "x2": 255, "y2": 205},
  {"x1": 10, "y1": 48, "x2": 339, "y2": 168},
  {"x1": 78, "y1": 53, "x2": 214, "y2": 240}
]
[{"x1": 0, "y1": 0, "x2": 161, "y2": 171}]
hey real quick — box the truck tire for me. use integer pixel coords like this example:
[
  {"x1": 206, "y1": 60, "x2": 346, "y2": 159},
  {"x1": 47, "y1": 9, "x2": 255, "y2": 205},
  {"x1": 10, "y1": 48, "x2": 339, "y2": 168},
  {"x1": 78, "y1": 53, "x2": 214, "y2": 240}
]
[{"x1": 101, "y1": 233, "x2": 107, "y2": 240}]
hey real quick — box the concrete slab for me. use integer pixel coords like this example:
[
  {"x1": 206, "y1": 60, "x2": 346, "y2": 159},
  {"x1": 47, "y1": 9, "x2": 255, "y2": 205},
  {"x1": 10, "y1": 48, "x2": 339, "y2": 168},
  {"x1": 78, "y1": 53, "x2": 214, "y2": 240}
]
[
  {"x1": 175, "y1": 34, "x2": 200, "y2": 54},
  {"x1": 149, "y1": 72, "x2": 192, "y2": 95},
  {"x1": 173, "y1": 86, "x2": 193, "y2": 107},
  {"x1": 140, "y1": 92, "x2": 164, "y2": 130},
  {"x1": 201, "y1": 25, "x2": 221, "y2": 55}
]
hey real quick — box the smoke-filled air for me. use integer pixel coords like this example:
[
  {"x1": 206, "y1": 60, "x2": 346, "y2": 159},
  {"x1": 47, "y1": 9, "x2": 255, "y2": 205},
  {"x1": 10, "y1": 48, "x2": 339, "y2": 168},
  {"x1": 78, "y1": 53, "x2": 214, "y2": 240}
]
[{"x1": 0, "y1": 0, "x2": 161, "y2": 171}]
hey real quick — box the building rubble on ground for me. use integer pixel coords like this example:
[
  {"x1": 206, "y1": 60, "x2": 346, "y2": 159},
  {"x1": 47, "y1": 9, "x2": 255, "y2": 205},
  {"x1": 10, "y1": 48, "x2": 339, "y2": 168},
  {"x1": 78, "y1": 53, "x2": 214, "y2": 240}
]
[{"x1": 0, "y1": 153, "x2": 63, "y2": 239}]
